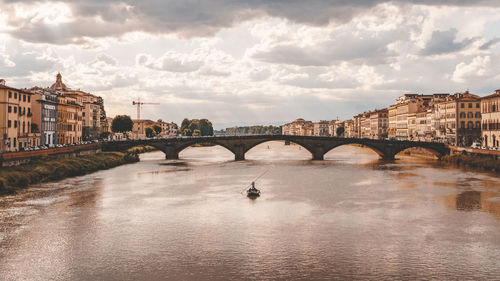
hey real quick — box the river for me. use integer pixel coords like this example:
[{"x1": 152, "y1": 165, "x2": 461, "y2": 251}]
[{"x1": 1, "y1": 142, "x2": 500, "y2": 280}]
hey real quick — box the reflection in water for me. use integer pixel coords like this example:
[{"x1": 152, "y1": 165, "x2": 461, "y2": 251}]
[
  {"x1": 0, "y1": 142, "x2": 500, "y2": 280},
  {"x1": 456, "y1": 191, "x2": 482, "y2": 211}
]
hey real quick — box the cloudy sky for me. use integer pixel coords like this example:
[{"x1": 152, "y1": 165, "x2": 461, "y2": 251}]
[{"x1": 1, "y1": 0, "x2": 500, "y2": 128}]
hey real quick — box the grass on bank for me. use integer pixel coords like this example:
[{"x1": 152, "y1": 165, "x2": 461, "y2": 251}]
[
  {"x1": 0, "y1": 146, "x2": 155, "y2": 194},
  {"x1": 441, "y1": 154, "x2": 500, "y2": 172}
]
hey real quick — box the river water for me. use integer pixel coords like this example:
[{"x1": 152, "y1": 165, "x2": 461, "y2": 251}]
[{"x1": 1, "y1": 142, "x2": 500, "y2": 280}]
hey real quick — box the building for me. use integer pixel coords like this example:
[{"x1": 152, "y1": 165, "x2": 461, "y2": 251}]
[
  {"x1": 155, "y1": 119, "x2": 178, "y2": 138},
  {"x1": 48, "y1": 73, "x2": 104, "y2": 142},
  {"x1": 30, "y1": 88, "x2": 58, "y2": 147},
  {"x1": 313, "y1": 120, "x2": 329, "y2": 136},
  {"x1": 369, "y1": 109, "x2": 388, "y2": 140},
  {"x1": 132, "y1": 119, "x2": 155, "y2": 139},
  {"x1": 328, "y1": 120, "x2": 344, "y2": 137},
  {"x1": 481, "y1": 89, "x2": 500, "y2": 148},
  {"x1": 344, "y1": 120, "x2": 355, "y2": 138},
  {"x1": 57, "y1": 94, "x2": 83, "y2": 144},
  {"x1": 0, "y1": 79, "x2": 36, "y2": 152},
  {"x1": 436, "y1": 92, "x2": 481, "y2": 146},
  {"x1": 282, "y1": 118, "x2": 313, "y2": 136},
  {"x1": 388, "y1": 105, "x2": 397, "y2": 139},
  {"x1": 360, "y1": 112, "x2": 371, "y2": 138},
  {"x1": 81, "y1": 92, "x2": 102, "y2": 140}
]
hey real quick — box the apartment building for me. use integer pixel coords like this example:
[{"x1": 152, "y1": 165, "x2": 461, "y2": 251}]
[
  {"x1": 369, "y1": 109, "x2": 388, "y2": 140},
  {"x1": 30, "y1": 88, "x2": 58, "y2": 147},
  {"x1": 436, "y1": 92, "x2": 481, "y2": 146},
  {"x1": 282, "y1": 118, "x2": 313, "y2": 136},
  {"x1": 155, "y1": 119, "x2": 179, "y2": 137},
  {"x1": 344, "y1": 120, "x2": 355, "y2": 138},
  {"x1": 57, "y1": 94, "x2": 83, "y2": 144},
  {"x1": 313, "y1": 120, "x2": 329, "y2": 136},
  {"x1": 481, "y1": 89, "x2": 500, "y2": 148},
  {"x1": 0, "y1": 80, "x2": 36, "y2": 152}
]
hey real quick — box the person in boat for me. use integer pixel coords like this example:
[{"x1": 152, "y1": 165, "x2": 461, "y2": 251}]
[{"x1": 251, "y1": 182, "x2": 256, "y2": 190}]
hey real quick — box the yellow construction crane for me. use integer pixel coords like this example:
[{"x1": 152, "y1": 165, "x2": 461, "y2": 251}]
[{"x1": 132, "y1": 98, "x2": 160, "y2": 120}]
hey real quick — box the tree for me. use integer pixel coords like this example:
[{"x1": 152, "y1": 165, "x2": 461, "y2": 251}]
[
  {"x1": 336, "y1": 126, "x2": 345, "y2": 137},
  {"x1": 112, "y1": 115, "x2": 133, "y2": 133},
  {"x1": 152, "y1": 125, "x2": 162, "y2": 135},
  {"x1": 145, "y1": 127, "x2": 155, "y2": 138},
  {"x1": 180, "y1": 118, "x2": 190, "y2": 132}
]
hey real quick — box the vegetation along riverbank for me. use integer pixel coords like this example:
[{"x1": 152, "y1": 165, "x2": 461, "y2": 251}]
[
  {"x1": 441, "y1": 154, "x2": 500, "y2": 173},
  {"x1": 0, "y1": 147, "x2": 155, "y2": 194}
]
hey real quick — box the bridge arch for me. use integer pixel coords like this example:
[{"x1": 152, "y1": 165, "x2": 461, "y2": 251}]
[
  {"x1": 391, "y1": 144, "x2": 445, "y2": 159},
  {"x1": 174, "y1": 140, "x2": 238, "y2": 159},
  {"x1": 324, "y1": 142, "x2": 386, "y2": 159},
  {"x1": 243, "y1": 138, "x2": 316, "y2": 157}
]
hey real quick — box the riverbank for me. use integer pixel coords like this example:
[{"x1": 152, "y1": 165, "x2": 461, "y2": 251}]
[
  {"x1": 441, "y1": 154, "x2": 500, "y2": 172},
  {"x1": 0, "y1": 150, "x2": 140, "y2": 195}
]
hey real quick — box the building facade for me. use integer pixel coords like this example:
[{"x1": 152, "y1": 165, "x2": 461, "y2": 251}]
[
  {"x1": 30, "y1": 88, "x2": 58, "y2": 147},
  {"x1": 481, "y1": 90, "x2": 500, "y2": 148},
  {"x1": 369, "y1": 109, "x2": 388, "y2": 140},
  {"x1": 0, "y1": 80, "x2": 36, "y2": 152}
]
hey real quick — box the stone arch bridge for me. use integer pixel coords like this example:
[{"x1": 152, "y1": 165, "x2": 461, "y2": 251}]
[{"x1": 102, "y1": 135, "x2": 450, "y2": 161}]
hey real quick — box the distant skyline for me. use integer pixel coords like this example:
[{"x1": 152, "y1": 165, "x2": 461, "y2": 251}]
[{"x1": 1, "y1": 0, "x2": 500, "y2": 129}]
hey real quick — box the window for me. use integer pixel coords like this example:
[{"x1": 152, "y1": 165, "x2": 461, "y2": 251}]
[
  {"x1": 14, "y1": 121, "x2": 17, "y2": 128},
  {"x1": 460, "y1": 112, "x2": 466, "y2": 118},
  {"x1": 467, "y1": 112, "x2": 473, "y2": 118},
  {"x1": 476, "y1": 121, "x2": 481, "y2": 128},
  {"x1": 23, "y1": 95, "x2": 26, "y2": 102},
  {"x1": 8, "y1": 91, "x2": 12, "y2": 98},
  {"x1": 475, "y1": 112, "x2": 481, "y2": 118},
  {"x1": 8, "y1": 120, "x2": 11, "y2": 128},
  {"x1": 13, "y1": 107, "x2": 17, "y2": 113},
  {"x1": 14, "y1": 92, "x2": 17, "y2": 99},
  {"x1": 468, "y1": 103, "x2": 472, "y2": 108},
  {"x1": 8, "y1": 106, "x2": 11, "y2": 113},
  {"x1": 476, "y1": 103, "x2": 480, "y2": 108},
  {"x1": 461, "y1": 103, "x2": 464, "y2": 108},
  {"x1": 13, "y1": 138, "x2": 16, "y2": 148},
  {"x1": 460, "y1": 121, "x2": 465, "y2": 128}
]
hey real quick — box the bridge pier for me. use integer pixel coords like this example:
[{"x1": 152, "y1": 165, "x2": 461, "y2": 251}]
[
  {"x1": 232, "y1": 143, "x2": 246, "y2": 161},
  {"x1": 162, "y1": 146, "x2": 179, "y2": 160}
]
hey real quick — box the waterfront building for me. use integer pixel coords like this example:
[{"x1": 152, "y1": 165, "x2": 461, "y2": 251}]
[
  {"x1": 343, "y1": 120, "x2": 355, "y2": 138},
  {"x1": 0, "y1": 80, "x2": 36, "y2": 152},
  {"x1": 81, "y1": 92, "x2": 102, "y2": 140},
  {"x1": 481, "y1": 89, "x2": 500, "y2": 148},
  {"x1": 30, "y1": 88, "x2": 58, "y2": 147},
  {"x1": 282, "y1": 118, "x2": 313, "y2": 136},
  {"x1": 313, "y1": 120, "x2": 329, "y2": 136},
  {"x1": 328, "y1": 120, "x2": 344, "y2": 137},
  {"x1": 353, "y1": 114, "x2": 362, "y2": 138},
  {"x1": 388, "y1": 105, "x2": 397, "y2": 139},
  {"x1": 155, "y1": 119, "x2": 179, "y2": 138},
  {"x1": 57, "y1": 94, "x2": 83, "y2": 144},
  {"x1": 360, "y1": 112, "x2": 371, "y2": 138},
  {"x1": 48, "y1": 73, "x2": 104, "y2": 142},
  {"x1": 369, "y1": 109, "x2": 388, "y2": 140},
  {"x1": 132, "y1": 119, "x2": 155, "y2": 139},
  {"x1": 408, "y1": 112, "x2": 416, "y2": 140},
  {"x1": 436, "y1": 92, "x2": 481, "y2": 146}
]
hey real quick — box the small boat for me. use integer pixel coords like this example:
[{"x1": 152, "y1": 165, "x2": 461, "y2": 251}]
[{"x1": 247, "y1": 181, "x2": 261, "y2": 198}]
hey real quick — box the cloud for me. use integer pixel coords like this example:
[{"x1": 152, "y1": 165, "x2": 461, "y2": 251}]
[
  {"x1": 452, "y1": 56, "x2": 491, "y2": 83},
  {"x1": 136, "y1": 52, "x2": 204, "y2": 73},
  {"x1": 479, "y1": 37, "x2": 500, "y2": 50},
  {"x1": 3, "y1": 0, "x2": 500, "y2": 45},
  {"x1": 420, "y1": 28, "x2": 477, "y2": 55}
]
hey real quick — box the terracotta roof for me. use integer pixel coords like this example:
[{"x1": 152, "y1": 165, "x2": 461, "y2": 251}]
[
  {"x1": 481, "y1": 90, "x2": 500, "y2": 100},
  {"x1": 0, "y1": 83, "x2": 33, "y2": 94}
]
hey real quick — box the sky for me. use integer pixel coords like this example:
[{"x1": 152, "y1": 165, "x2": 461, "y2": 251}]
[{"x1": 1, "y1": 1, "x2": 500, "y2": 129}]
